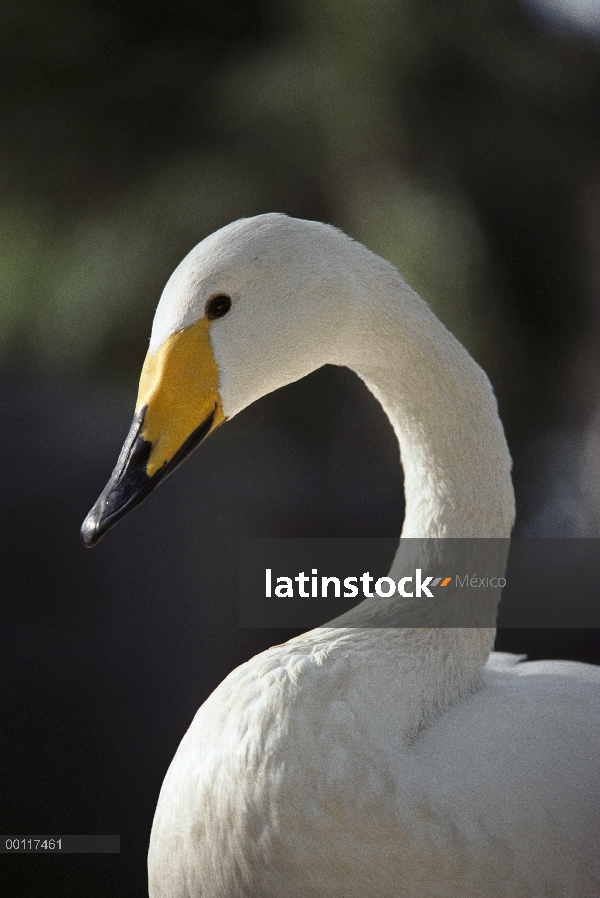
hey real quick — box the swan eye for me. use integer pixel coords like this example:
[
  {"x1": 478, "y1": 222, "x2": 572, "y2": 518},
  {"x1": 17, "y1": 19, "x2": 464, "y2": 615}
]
[{"x1": 206, "y1": 294, "x2": 232, "y2": 320}]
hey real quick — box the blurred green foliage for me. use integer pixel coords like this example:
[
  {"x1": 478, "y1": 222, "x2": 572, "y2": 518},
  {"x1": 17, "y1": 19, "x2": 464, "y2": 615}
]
[{"x1": 0, "y1": 0, "x2": 599, "y2": 438}]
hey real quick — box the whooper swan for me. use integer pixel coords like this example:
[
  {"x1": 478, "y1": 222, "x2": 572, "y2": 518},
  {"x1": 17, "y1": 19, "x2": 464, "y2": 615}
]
[{"x1": 82, "y1": 214, "x2": 600, "y2": 898}]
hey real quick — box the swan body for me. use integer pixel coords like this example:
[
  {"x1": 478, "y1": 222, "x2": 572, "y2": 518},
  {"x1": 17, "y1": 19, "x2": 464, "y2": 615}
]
[
  {"x1": 151, "y1": 648, "x2": 599, "y2": 898},
  {"x1": 81, "y1": 214, "x2": 600, "y2": 897}
]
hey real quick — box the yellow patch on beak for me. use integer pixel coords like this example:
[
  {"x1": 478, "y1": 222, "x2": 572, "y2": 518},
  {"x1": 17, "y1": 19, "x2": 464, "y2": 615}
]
[{"x1": 135, "y1": 318, "x2": 225, "y2": 476}]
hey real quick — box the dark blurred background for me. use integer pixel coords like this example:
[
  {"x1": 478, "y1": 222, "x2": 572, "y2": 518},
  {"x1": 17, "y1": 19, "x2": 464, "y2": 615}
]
[{"x1": 1, "y1": 0, "x2": 600, "y2": 895}]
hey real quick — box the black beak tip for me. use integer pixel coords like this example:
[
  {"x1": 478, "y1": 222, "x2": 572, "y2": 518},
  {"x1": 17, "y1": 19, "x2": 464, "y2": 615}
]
[
  {"x1": 80, "y1": 508, "x2": 103, "y2": 548},
  {"x1": 79, "y1": 406, "x2": 218, "y2": 550}
]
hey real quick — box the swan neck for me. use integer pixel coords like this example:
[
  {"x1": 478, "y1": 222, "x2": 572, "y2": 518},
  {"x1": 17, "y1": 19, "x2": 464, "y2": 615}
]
[
  {"x1": 341, "y1": 280, "x2": 514, "y2": 541},
  {"x1": 323, "y1": 264, "x2": 515, "y2": 723}
]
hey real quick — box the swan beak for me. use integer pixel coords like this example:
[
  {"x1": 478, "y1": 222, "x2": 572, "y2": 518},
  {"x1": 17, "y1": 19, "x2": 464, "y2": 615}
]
[{"x1": 81, "y1": 319, "x2": 225, "y2": 547}]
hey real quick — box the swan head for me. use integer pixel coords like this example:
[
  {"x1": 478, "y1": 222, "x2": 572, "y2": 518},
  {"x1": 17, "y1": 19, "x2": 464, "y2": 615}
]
[{"x1": 81, "y1": 213, "x2": 362, "y2": 546}]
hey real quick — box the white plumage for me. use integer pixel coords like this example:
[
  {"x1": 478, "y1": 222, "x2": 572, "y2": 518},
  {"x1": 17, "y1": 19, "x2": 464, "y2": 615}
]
[{"x1": 89, "y1": 214, "x2": 600, "y2": 896}]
